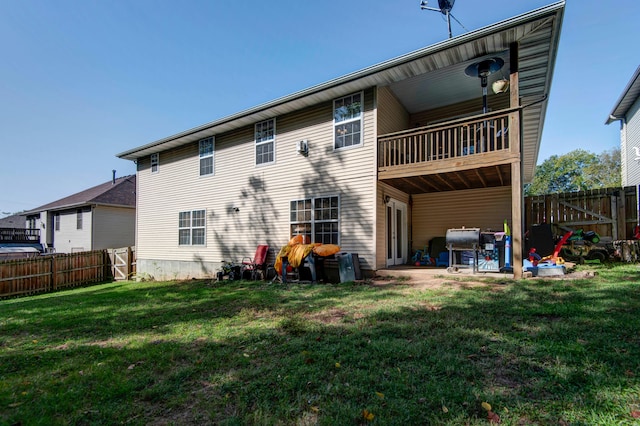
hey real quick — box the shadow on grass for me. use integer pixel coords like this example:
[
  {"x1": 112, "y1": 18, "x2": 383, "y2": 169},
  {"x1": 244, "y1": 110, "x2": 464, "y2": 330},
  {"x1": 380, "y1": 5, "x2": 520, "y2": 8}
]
[{"x1": 1, "y1": 271, "x2": 640, "y2": 424}]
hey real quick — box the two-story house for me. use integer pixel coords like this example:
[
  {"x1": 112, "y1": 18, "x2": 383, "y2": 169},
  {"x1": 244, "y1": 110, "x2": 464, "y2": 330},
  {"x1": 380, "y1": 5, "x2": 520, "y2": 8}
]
[{"x1": 117, "y1": 2, "x2": 565, "y2": 280}]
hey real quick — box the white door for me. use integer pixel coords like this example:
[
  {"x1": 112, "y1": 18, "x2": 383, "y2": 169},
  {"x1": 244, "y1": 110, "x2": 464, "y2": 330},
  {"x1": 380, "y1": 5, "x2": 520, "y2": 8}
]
[{"x1": 386, "y1": 199, "x2": 407, "y2": 266}]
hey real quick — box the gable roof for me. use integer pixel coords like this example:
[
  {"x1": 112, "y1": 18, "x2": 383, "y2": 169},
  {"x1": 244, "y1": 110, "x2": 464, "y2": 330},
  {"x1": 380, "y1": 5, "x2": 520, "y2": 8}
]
[
  {"x1": 117, "y1": 2, "x2": 565, "y2": 182},
  {"x1": 23, "y1": 175, "x2": 136, "y2": 215},
  {"x1": 606, "y1": 65, "x2": 640, "y2": 124}
]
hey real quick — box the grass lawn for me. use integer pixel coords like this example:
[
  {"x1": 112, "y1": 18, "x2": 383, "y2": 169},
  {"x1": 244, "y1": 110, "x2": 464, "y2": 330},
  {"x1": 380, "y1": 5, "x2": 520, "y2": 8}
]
[{"x1": 1, "y1": 263, "x2": 640, "y2": 425}]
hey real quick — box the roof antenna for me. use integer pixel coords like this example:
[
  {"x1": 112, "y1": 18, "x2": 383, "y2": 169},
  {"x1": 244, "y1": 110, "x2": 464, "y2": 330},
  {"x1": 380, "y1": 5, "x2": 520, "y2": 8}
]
[{"x1": 420, "y1": 0, "x2": 467, "y2": 39}]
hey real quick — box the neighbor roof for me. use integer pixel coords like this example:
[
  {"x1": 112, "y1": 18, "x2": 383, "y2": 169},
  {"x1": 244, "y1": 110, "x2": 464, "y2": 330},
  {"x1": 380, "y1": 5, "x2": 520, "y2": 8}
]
[
  {"x1": 23, "y1": 175, "x2": 136, "y2": 215},
  {"x1": 606, "y1": 65, "x2": 640, "y2": 124},
  {"x1": 118, "y1": 2, "x2": 565, "y2": 182},
  {"x1": 0, "y1": 214, "x2": 26, "y2": 228}
]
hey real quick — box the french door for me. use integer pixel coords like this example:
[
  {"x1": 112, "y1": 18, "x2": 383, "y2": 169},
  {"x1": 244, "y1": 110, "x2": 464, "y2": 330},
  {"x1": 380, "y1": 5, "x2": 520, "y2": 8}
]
[{"x1": 386, "y1": 198, "x2": 407, "y2": 266}]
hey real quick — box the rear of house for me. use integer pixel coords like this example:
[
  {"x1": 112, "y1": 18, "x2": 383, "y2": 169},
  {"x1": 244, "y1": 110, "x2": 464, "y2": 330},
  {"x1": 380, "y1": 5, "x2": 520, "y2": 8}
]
[{"x1": 119, "y1": 2, "x2": 565, "y2": 280}]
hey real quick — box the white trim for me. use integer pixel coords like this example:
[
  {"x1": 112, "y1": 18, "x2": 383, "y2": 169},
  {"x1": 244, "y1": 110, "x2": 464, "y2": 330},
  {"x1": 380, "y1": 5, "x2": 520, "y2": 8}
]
[
  {"x1": 178, "y1": 209, "x2": 206, "y2": 246},
  {"x1": 255, "y1": 118, "x2": 276, "y2": 166},
  {"x1": 333, "y1": 91, "x2": 364, "y2": 150},
  {"x1": 385, "y1": 198, "x2": 407, "y2": 266},
  {"x1": 199, "y1": 137, "x2": 215, "y2": 176},
  {"x1": 290, "y1": 195, "x2": 340, "y2": 245},
  {"x1": 150, "y1": 153, "x2": 159, "y2": 174}
]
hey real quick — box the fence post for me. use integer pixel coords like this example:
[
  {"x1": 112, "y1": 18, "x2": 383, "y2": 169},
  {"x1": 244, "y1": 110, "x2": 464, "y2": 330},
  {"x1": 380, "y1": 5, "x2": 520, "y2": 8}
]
[
  {"x1": 127, "y1": 246, "x2": 132, "y2": 280},
  {"x1": 50, "y1": 255, "x2": 57, "y2": 291}
]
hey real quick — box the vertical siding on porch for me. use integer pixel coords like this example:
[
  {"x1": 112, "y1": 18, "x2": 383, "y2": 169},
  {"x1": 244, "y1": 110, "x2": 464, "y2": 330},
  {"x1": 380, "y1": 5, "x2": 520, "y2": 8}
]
[{"x1": 411, "y1": 186, "x2": 512, "y2": 251}]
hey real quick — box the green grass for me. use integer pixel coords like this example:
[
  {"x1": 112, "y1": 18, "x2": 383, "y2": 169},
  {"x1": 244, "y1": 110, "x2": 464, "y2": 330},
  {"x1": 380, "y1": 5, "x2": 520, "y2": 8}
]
[{"x1": 1, "y1": 264, "x2": 640, "y2": 425}]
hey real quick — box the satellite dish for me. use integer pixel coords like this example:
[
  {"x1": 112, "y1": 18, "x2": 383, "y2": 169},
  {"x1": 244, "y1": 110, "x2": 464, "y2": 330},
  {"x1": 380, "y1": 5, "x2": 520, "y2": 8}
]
[
  {"x1": 420, "y1": 0, "x2": 466, "y2": 38},
  {"x1": 438, "y1": 0, "x2": 455, "y2": 14}
]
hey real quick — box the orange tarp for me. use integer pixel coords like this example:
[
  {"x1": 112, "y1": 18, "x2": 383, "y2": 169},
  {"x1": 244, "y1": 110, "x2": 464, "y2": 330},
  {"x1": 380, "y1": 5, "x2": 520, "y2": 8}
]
[{"x1": 274, "y1": 242, "x2": 341, "y2": 274}]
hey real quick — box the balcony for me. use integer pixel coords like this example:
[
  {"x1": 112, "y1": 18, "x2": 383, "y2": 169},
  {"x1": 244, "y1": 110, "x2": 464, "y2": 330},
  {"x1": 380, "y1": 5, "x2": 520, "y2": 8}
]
[
  {"x1": 378, "y1": 108, "x2": 520, "y2": 193},
  {"x1": 0, "y1": 228, "x2": 41, "y2": 243}
]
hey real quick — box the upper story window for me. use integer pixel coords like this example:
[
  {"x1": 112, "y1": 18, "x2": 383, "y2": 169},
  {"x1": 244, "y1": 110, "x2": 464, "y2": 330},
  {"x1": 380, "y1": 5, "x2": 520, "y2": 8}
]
[
  {"x1": 150, "y1": 153, "x2": 159, "y2": 174},
  {"x1": 255, "y1": 118, "x2": 275, "y2": 166},
  {"x1": 199, "y1": 137, "x2": 214, "y2": 176},
  {"x1": 334, "y1": 92, "x2": 363, "y2": 150},
  {"x1": 76, "y1": 209, "x2": 83, "y2": 230},
  {"x1": 178, "y1": 209, "x2": 206, "y2": 246}
]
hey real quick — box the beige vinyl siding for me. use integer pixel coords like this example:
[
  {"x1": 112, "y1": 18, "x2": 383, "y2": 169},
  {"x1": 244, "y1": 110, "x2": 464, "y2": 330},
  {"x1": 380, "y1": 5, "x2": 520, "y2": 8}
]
[
  {"x1": 411, "y1": 186, "x2": 512, "y2": 252},
  {"x1": 52, "y1": 207, "x2": 92, "y2": 253},
  {"x1": 136, "y1": 88, "x2": 377, "y2": 279},
  {"x1": 91, "y1": 206, "x2": 135, "y2": 250},
  {"x1": 377, "y1": 86, "x2": 409, "y2": 135}
]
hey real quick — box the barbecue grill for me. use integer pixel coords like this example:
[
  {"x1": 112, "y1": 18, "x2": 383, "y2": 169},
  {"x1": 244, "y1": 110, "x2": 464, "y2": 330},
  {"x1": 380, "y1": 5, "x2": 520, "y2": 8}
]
[{"x1": 445, "y1": 227, "x2": 481, "y2": 273}]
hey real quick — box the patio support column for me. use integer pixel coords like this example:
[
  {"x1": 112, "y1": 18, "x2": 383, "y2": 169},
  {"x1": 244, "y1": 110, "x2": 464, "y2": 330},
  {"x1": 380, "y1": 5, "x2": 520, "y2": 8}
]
[{"x1": 509, "y1": 41, "x2": 523, "y2": 279}]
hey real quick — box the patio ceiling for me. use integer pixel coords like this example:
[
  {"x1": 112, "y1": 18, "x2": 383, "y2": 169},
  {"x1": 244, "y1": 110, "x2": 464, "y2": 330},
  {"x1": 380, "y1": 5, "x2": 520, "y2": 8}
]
[{"x1": 380, "y1": 164, "x2": 512, "y2": 195}]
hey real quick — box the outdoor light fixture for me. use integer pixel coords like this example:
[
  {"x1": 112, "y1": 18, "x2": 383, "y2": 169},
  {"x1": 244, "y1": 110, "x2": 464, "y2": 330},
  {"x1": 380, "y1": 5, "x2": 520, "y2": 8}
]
[
  {"x1": 465, "y1": 57, "x2": 505, "y2": 113},
  {"x1": 492, "y1": 78, "x2": 510, "y2": 94}
]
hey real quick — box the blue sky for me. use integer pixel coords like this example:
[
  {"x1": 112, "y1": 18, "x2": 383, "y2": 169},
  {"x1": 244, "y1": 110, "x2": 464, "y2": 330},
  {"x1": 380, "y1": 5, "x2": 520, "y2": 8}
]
[{"x1": 1, "y1": 0, "x2": 638, "y2": 216}]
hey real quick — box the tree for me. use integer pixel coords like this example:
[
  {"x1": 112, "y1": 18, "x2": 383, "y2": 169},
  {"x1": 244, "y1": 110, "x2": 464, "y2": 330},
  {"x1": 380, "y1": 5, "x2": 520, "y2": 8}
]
[
  {"x1": 525, "y1": 148, "x2": 621, "y2": 196},
  {"x1": 583, "y1": 148, "x2": 621, "y2": 189}
]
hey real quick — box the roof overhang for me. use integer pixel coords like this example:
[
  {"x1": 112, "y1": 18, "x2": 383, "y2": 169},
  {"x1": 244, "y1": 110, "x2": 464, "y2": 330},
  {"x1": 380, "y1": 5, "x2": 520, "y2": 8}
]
[
  {"x1": 606, "y1": 65, "x2": 640, "y2": 124},
  {"x1": 23, "y1": 202, "x2": 134, "y2": 216},
  {"x1": 117, "y1": 2, "x2": 565, "y2": 181}
]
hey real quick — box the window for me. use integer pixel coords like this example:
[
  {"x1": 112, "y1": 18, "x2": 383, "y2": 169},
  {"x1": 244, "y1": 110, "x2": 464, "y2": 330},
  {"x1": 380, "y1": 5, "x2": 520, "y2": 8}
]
[
  {"x1": 290, "y1": 196, "x2": 339, "y2": 244},
  {"x1": 334, "y1": 92, "x2": 363, "y2": 149},
  {"x1": 199, "y1": 137, "x2": 214, "y2": 176},
  {"x1": 179, "y1": 210, "x2": 206, "y2": 245},
  {"x1": 150, "y1": 153, "x2": 159, "y2": 173},
  {"x1": 55, "y1": 213, "x2": 60, "y2": 231},
  {"x1": 76, "y1": 209, "x2": 83, "y2": 230},
  {"x1": 255, "y1": 118, "x2": 275, "y2": 165}
]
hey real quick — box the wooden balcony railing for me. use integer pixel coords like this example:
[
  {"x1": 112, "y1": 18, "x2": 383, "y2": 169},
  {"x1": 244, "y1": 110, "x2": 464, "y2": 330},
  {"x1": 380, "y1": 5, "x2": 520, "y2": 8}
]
[
  {"x1": 0, "y1": 228, "x2": 41, "y2": 242},
  {"x1": 378, "y1": 109, "x2": 516, "y2": 170}
]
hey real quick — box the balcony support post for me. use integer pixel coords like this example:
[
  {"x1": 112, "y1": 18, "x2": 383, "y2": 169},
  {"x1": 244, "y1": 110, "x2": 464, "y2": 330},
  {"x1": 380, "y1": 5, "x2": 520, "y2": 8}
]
[{"x1": 509, "y1": 41, "x2": 523, "y2": 279}]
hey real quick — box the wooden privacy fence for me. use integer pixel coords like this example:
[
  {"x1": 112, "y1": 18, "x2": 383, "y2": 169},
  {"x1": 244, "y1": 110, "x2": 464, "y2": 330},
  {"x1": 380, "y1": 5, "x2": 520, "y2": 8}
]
[
  {"x1": 0, "y1": 250, "x2": 108, "y2": 297},
  {"x1": 524, "y1": 186, "x2": 638, "y2": 240}
]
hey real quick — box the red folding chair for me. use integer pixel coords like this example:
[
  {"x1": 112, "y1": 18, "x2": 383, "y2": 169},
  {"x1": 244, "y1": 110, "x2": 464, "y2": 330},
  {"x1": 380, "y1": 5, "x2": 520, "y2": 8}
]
[{"x1": 242, "y1": 244, "x2": 269, "y2": 280}]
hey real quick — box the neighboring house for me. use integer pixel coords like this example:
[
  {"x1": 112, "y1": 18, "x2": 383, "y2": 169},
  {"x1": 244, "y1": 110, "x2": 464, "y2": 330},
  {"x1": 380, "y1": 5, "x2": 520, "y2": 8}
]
[
  {"x1": 606, "y1": 65, "x2": 640, "y2": 187},
  {"x1": 23, "y1": 174, "x2": 136, "y2": 253},
  {"x1": 117, "y1": 2, "x2": 565, "y2": 280}
]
